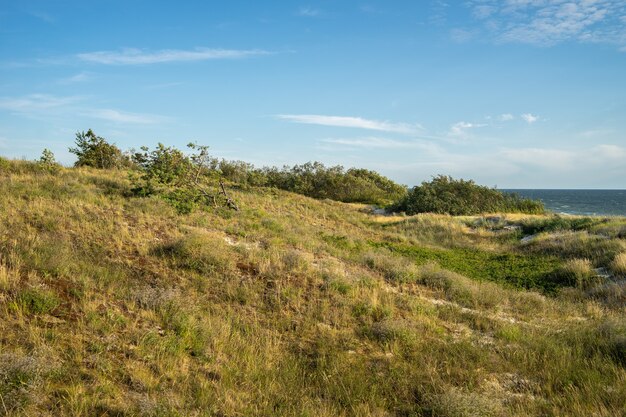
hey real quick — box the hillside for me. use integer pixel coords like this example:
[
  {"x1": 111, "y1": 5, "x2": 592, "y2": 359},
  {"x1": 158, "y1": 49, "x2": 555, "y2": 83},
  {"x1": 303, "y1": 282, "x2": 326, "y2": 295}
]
[{"x1": 1, "y1": 159, "x2": 625, "y2": 417}]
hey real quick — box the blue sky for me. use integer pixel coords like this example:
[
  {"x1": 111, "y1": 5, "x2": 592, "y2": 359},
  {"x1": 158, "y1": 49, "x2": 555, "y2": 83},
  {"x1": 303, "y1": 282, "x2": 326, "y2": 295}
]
[{"x1": 1, "y1": 0, "x2": 625, "y2": 188}]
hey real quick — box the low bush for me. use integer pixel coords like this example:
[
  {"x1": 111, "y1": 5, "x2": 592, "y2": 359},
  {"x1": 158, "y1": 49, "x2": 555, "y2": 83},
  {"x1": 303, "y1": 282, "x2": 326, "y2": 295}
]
[
  {"x1": 252, "y1": 162, "x2": 407, "y2": 205},
  {"x1": 393, "y1": 175, "x2": 544, "y2": 215},
  {"x1": 131, "y1": 143, "x2": 231, "y2": 214}
]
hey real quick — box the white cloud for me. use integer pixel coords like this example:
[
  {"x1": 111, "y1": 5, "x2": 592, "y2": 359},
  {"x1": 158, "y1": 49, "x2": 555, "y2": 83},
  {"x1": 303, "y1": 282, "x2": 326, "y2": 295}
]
[
  {"x1": 448, "y1": 121, "x2": 486, "y2": 137},
  {"x1": 579, "y1": 129, "x2": 613, "y2": 138},
  {"x1": 450, "y1": 28, "x2": 475, "y2": 43},
  {"x1": 0, "y1": 94, "x2": 81, "y2": 112},
  {"x1": 521, "y1": 113, "x2": 539, "y2": 124},
  {"x1": 0, "y1": 94, "x2": 168, "y2": 125},
  {"x1": 58, "y1": 72, "x2": 92, "y2": 84},
  {"x1": 298, "y1": 7, "x2": 320, "y2": 17},
  {"x1": 86, "y1": 109, "x2": 168, "y2": 124},
  {"x1": 467, "y1": 0, "x2": 626, "y2": 50},
  {"x1": 473, "y1": 5, "x2": 495, "y2": 19},
  {"x1": 319, "y1": 137, "x2": 435, "y2": 150},
  {"x1": 376, "y1": 143, "x2": 626, "y2": 188},
  {"x1": 499, "y1": 113, "x2": 515, "y2": 121},
  {"x1": 276, "y1": 114, "x2": 422, "y2": 134},
  {"x1": 499, "y1": 144, "x2": 626, "y2": 171},
  {"x1": 77, "y1": 47, "x2": 270, "y2": 65}
]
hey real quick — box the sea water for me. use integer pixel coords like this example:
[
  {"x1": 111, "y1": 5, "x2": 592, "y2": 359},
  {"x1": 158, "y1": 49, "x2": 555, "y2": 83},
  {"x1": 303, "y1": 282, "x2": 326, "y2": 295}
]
[{"x1": 503, "y1": 189, "x2": 626, "y2": 217}]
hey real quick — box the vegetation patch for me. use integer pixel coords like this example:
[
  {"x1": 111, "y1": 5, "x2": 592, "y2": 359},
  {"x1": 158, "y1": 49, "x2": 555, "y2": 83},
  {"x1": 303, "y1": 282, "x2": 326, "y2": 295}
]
[
  {"x1": 372, "y1": 241, "x2": 564, "y2": 292},
  {"x1": 14, "y1": 288, "x2": 60, "y2": 315},
  {"x1": 393, "y1": 175, "x2": 545, "y2": 215}
]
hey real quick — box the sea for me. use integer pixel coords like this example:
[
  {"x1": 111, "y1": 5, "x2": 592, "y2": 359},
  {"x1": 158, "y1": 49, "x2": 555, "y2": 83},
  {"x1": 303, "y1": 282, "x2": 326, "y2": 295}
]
[{"x1": 503, "y1": 190, "x2": 626, "y2": 217}]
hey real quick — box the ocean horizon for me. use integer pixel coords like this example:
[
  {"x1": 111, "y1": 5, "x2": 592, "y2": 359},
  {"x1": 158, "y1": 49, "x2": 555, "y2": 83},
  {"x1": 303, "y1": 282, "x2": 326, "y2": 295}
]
[{"x1": 503, "y1": 189, "x2": 626, "y2": 217}]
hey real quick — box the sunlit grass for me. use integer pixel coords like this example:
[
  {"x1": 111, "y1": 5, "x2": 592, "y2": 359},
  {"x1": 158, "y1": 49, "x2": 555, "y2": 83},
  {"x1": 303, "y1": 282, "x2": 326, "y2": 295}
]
[{"x1": 0, "y1": 158, "x2": 624, "y2": 416}]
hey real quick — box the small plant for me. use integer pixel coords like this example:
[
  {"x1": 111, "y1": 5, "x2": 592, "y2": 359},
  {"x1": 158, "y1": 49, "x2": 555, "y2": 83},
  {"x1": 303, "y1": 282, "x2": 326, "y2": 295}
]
[
  {"x1": 15, "y1": 288, "x2": 60, "y2": 315},
  {"x1": 38, "y1": 148, "x2": 56, "y2": 165}
]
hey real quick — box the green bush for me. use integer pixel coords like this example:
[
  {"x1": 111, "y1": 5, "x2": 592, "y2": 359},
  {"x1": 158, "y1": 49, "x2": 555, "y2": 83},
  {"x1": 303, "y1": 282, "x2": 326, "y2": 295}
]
[
  {"x1": 252, "y1": 162, "x2": 406, "y2": 205},
  {"x1": 393, "y1": 175, "x2": 544, "y2": 215},
  {"x1": 131, "y1": 143, "x2": 223, "y2": 213},
  {"x1": 69, "y1": 129, "x2": 127, "y2": 169}
]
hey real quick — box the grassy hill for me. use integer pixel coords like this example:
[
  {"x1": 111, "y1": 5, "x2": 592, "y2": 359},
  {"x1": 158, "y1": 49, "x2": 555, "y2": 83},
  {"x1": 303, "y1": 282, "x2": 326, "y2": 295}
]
[{"x1": 0, "y1": 159, "x2": 625, "y2": 416}]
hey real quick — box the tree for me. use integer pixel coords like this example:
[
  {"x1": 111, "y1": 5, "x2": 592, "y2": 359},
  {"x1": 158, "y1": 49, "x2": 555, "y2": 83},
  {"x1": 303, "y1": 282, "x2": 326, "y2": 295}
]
[{"x1": 69, "y1": 129, "x2": 125, "y2": 169}]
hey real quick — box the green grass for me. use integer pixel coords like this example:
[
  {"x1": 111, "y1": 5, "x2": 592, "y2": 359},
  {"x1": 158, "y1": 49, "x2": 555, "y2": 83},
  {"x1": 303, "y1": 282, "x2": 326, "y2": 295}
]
[
  {"x1": 371, "y1": 241, "x2": 564, "y2": 292},
  {"x1": 0, "y1": 158, "x2": 624, "y2": 416}
]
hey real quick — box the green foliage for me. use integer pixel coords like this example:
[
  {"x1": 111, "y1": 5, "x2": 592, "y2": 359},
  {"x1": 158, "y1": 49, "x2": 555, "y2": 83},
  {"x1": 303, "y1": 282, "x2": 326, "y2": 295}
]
[
  {"x1": 519, "y1": 215, "x2": 607, "y2": 235},
  {"x1": 69, "y1": 129, "x2": 127, "y2": 169},
  {"x1": 131, "y1": 143, "x2": 192, "y2": 193},
  {"x1": 249, "y1": 162, "x2": 406, "y2": 205},
  {"x1": 372, "y1": 241, "x2": 564, "y2": 292},
  {"x1": 131, "y1": 143, "x2": 221, "y2": 213},
  {"x1": 393, "y1": 175, "x2": 545, "y2": 215}
]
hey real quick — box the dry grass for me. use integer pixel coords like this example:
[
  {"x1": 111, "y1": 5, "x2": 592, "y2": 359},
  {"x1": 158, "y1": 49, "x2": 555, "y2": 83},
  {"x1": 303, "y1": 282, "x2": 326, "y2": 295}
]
[
  {"x1": 0, "y1": 158, "x2": 624, "y2": 416},
  {"x1": 611, "y1": 252, "x2": 626, "y2": 276}
]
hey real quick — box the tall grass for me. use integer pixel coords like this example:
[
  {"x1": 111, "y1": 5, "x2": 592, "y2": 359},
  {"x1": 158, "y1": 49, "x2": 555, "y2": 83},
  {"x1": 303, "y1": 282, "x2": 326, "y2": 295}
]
[{"x1": 0, "y1": 158, "x2": 624, "y2": 416}]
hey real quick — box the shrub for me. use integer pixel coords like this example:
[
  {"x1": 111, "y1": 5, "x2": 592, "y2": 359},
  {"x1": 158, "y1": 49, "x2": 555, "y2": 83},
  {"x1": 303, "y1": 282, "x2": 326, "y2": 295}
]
[
  {"x1": 131, "y1": 143, "x2": 227, "y2": 213},
  {"x1": 69, "y1": 129, "x2": 127, "y2": 168},
  {"x1": 255, "y1": 162, "x2": 406, "y2": 205},
  {"x1": 393, "y1": 175, "x2": 544, "y2": 215}
]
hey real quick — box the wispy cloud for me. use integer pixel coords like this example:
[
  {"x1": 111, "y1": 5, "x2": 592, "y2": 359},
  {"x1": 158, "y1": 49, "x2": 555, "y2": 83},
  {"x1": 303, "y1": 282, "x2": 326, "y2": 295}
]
[
  {"x1": 28, "y1": 10, "x2": 55, "y2": 23},
  {"x1": 276, "y1": 114, "x2": 422, "y2": 134},
  {"x1": 466, "y1": 0, "x2": 626, "y2": 49},
  {"x1": 499, "y1": 113, "x2": 514, "y2": 121},
  {"x1": 450, "y1": 28, "x2": 475, "y2": 43},
  {"x1": 319, "y1": 137, "x2": 434, "y2": 150},
  {"x1": 448, "y1": 121, "x2": 486, "y2": 138},
  {"x1": 500, "y1": 144, "x2": 626, "y2": 170},
  {"x1": 579, "y1": 128, "x2": 613, "y2": 138},
  {"x1": 77, "y1": 47, "x2": 270, "y2": 65},
  {"x1": 0, "y1": 94, "x2": 168, "y2": 125},
  {"x1": 297, "y1": 7, "x2": 320, "y2": 17},
  {"x1": 0, "y1": 94, "x2": 81, "y2": 112},
  {"x1": 521, "y1": 113, "x2": 539, "y2": 124},
  {"x1": 85, "y1": 109, "x2": 168, "y2": 124},
  {"x1": 58, "y1": 72, "x2": 92, "y2": 84}
]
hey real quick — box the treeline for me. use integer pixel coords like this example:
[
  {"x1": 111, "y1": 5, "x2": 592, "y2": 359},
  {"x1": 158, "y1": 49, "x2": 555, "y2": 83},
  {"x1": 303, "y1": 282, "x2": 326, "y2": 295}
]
[
  {"x1": 219, "y1": 162, "x2": 407, "y2": 205},
  {"x1": 66, "y1": 130, "x2": 407, "y2": 207},
  {"x1": 32, "y1": 129, "x2": 544, "y2": 215}
]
